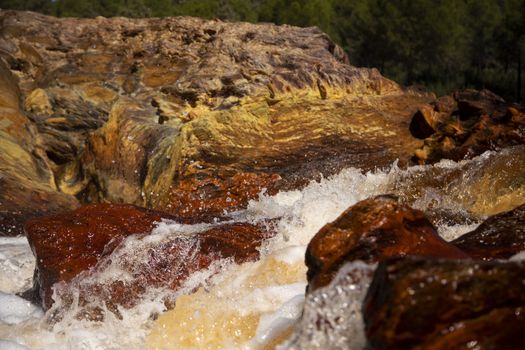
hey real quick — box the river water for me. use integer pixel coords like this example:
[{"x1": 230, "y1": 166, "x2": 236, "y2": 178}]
[{"x1": 0, "y1": 146, "x2": 523, "y2": 350}]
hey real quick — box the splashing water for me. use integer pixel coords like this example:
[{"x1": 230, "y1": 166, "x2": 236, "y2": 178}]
[{"x1": 0, "y1": 146, "x2": 523, "y2": 349}]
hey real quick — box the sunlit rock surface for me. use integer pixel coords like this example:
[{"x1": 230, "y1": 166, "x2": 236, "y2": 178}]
[
  {"x1": 364, "y1": 257, "x2": 525, "y2": 350},
  {"x1": 451, "y1": 203, "x2": 525, "y2": 260},
  {"x1": 305, "y1": 195, "x2": 468, "y2": 291},
  {"x1": 24, "y1": 203, "x2": 271, "y2": 313},
  {"x1": 0, "y1": 59, "x2": 79, "y2": 236},
  {"x1": 0, "y1": 10, "x2": 432, "y2": 232}
]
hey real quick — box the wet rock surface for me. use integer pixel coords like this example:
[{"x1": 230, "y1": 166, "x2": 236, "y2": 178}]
[
  {"x1": 452, "y1": 203, "x2": 525, "y2": 260},
  {"x1": 305, "y1": 195, "x2": 468, "y2": 291},
  {"x1": 363, "y1": 257, "x2": 525, "y2": 350},
  {"x1": 0, "y1": 10, "x2": 432, "y2": 233},
  {"x1": 24, "y1": 203, "x2": 173, "y2": 308},
  {"x1": 24, "y1": 203, "x2": 271, "y2": 311},
  {"x1": 411, "y1": 89, "x2": 525, "y2": 164}
]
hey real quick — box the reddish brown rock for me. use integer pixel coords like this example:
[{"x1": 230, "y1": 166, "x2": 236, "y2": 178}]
[
  {"x1": 25, "y1": 203, "x2": 173, "y2": 308},
  {"x1": 25, "y1": 203, "x2": 272, "y2": 311},
  {"x1": 305, "y1": 195, "x2": 469, "y2": 291},
  {"x1": 411, "y1": 89, "x2": 525, "y2": 164},
  {"x1": 452, "y1": 203, "x2": 525, "y2": 260},
  {"x1": 363, "y1": 257, "x2": 525, "y2": 350}
]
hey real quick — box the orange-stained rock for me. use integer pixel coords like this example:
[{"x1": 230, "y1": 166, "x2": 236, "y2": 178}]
[
  {"x1": 24, "y1": 204, "x2": 273, "y2": 312},
  {"x1": 451, "y1": 203, "x2": 525, "y2": 260},
  {"x1": 411, "y1": 89, "x2": 525, "y2": 164},
  {"x1": 305, "y1": 195, "x2": 469, "y2": 291},
  {"x1": 363, "y1": 257, "x2": 525, "y2": 350}
]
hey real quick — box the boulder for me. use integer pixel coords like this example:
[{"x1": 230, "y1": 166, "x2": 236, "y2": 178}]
[
  {"x1": 363, "y1": 257, "x2": 525, "y2": 350},
  {"x1": 452, "y1": 203, "x2": 525, "y2": 260},
  {"x1": 24, "y1": 203, "x2": 271, "y2": 311},
  {"x1": 411, "y1": 89, "x2": 525, "y2": 164},
  {"x1": 305, "y1": 195, "x2": 468, "y2": 291},
  {"x1": 0, "y1": 10, "x2": 432, "y2": 228}
]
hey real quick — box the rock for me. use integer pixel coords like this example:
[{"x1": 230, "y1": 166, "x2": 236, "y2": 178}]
[
  {"x1": 0, "y1": 10, "x2": 432, "y2": 227},
  {"x1": 0, "y1": 56, "x2": 79, "y2": 236},
  {"x1": 452, "y1": 203, "x2": 525, "y2": 260},
  {"x1": 411, "y1": 89, "x2": 525, "y2": 164},
  {"x1": 24, "y1": 203, "x2": 271, "y2": 312},
  {"x1": 24, "y1": 203, "x2": 171, "y2": 308},
  {"x1": 363, "y1": 257, "x2": 525, "y2": 350},
  {"x1": 305, "y1": 195, "x2": 468, "y2": 291}
]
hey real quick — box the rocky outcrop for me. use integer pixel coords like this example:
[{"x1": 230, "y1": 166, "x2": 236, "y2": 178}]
[
  {"x1": 0, "y1": 10, "x2": 432, "y2": 232},
  {"x1": 305, "y1": 195, "x2": 468, "y2": 291},
  {"x1": 363, "y1": 257, "x2": 525, "y2": 349},
  {"x1": 0, "y1": 57, "x2": 79, "y2": 236},
  {"x1": 411, "y1": 89, "x2": 525, "y2": 164},
  {"x1": 24, "y1": 203, "x2": 271, "y2": 311},
  {"x1": 451, "y1": 203, "x2": 525, "y2": 260}
]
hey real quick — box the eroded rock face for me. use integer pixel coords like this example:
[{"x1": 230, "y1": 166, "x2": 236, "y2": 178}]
[
  {"x1": 0, "y1": 10, "x2": 431, "y2": 230},
  {"x1": 363, "y1": 257, "x2": 525, "y2": 350},
  {"x1": 452, "y1": 203, "x2": 525, "y2": 260},
  {"x1": 411, "y1": 89, "x2": 525, "y2": 164},
  {"x1": 305, "y1": 195, "x2": 468, "y2": 291},
  {"x1": 0, "y1": 58, "x2": 79, "y2": 236},
  {"x1": 25, "y1": 203, "x2": 271, "y2": 311}
]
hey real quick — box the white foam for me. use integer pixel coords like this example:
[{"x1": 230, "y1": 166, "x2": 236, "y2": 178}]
[
  {"x1": 279, "y1": 261, "x2": 376, "y2": 350},
  {"x1": 510, "y1": 250, "x2": 525, "y2": 261},
  {"x1": 0, "y1": 340, "x2": 32, "y2": 350},
  {"x1": 0, "y1": 237, "x2": 35, "y2": 294},
  {"x1": 253, "y1": 294, "x2": 305, "y2": 347},
  {"x1": 0, "y1": 292, "x2": 43, "y2": 325}
]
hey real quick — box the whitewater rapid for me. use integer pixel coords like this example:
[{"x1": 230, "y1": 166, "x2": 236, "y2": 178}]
[{"x1": 0, "y1": 147, "x2": 523, "y2": 350}]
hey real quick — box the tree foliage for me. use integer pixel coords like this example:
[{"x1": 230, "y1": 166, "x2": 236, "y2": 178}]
[{"x1": 0, "y1": 0, "x2": 523, "y2": 101}]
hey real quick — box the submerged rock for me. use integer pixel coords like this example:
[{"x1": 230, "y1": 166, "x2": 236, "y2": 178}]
[
  {"x1": 363, "y1": 257, "x2": 525, "y2": 350},
  {"x1": 305, "y1": 195, "x2": 468, "y2": 291},
  {"x1": 452, "y1": 203, "x2": 525, "y2": 260},
  {"x1": 0, "y1": 10, "x2": 431, "y2": 231},
  {"x1": 411, "y1": 89, "x2": 525, "y2": 164},
  {"x1": 24, "y1": 203, "x2": 271, "y2": 311}
]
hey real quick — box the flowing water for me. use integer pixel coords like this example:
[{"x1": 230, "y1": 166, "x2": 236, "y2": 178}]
[{"x1": 0, "y1": 146, "x2": 524, "y2": 350}]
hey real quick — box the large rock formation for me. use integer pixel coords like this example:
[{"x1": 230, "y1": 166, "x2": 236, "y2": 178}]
[
  {"x1": 0, "y1": 10, "x2": 432, "y2": 234},
  {"x1": 364, "y1": 257, "x2": 525, "y2": 349},
  {"x1": 24, "y1": 203, "x2": 272, "y2": 312},
  {"x1": 305, "y1": 195, "x2": 468, "y2": 291}
]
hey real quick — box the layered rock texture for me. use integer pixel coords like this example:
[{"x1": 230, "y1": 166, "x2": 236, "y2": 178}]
[{"x1": 0, "y1": 10, "x2": 434, "y2": 234}]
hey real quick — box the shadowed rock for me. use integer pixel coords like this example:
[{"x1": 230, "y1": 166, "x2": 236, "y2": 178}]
[
  {"x1": 411, "y1": 89, "x2": 525, "y2": 164},
  {"x1": 363, "y1": 257, "x2": 525, "y2": 350},
  {"x1": 305, "y1": 195, "x2": 469, "y2": 291},
  {"x1": 24, "y1": 203, "x2": 271, "y2": 311},
  {"x1": 0, "y1": 10, "x2": 431, "y2": 232},
  {"x1": 452, "y1": 203, "x2": 525, "y2": 260}
]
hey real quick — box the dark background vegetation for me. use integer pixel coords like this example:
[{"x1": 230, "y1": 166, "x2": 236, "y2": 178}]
[{"x1": 1, "y1": 0, "x2": 524, "y2": 102}]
